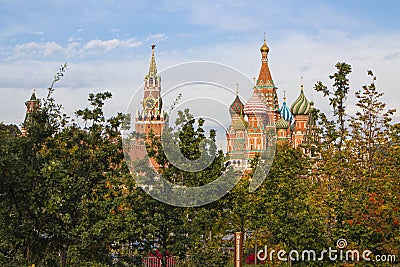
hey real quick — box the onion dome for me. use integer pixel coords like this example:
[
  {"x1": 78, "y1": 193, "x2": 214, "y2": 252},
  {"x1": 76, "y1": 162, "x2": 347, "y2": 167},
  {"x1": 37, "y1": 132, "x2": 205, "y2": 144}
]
[
  {"x1": 243, "y1": 88, "x2": 268, "y2": 115},
  {"x1": 276, "y1": 118, "x2": 289, "y2": 129},
  {"x1": 260, "y1": 36, "x2": 269, "y2": 53},
  {"x1": 291, "y1": 82, "x2": 311, "y2": 115},
  {"x1": 232, "y1": 116, "x2": 248, "y2": 130},
  {"x1": 229, "y1": 95, "x2": 244, "y2": 115},
  {"x1": 280, "y1": 91, "x2": 293, "y2": 122}
]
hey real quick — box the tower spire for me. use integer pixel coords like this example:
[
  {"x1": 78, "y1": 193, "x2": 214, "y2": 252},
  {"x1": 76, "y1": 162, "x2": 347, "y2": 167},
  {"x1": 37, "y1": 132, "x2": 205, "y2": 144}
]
[
  {"x1": 236, "y1": 83, "x2": 239, "y2": 95},
  {"x1": 300, "y1": 76, "x2": 304, "y2": 91},
  {"x1": 257, "y1": 35, "x2": 273, "y2": 87},
  {"x1": 148, "y1": 44, "x2": 157, "y2": 76},
  {"x1": 256, "y1": 34, "x2": 278, "y2": 113},
  {"x1": 283, "y1": 90, "x2": 286, "y2": 103}
]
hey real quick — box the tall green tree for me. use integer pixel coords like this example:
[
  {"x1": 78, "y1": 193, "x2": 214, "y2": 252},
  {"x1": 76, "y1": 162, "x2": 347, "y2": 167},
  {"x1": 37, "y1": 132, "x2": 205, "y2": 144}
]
[
  {"x1": 313, "y1": 62, "x2": 353, "y2": 243},
  {"x1": 0, "y1": 65, "x2": 68, "y2": 266},
  {"x1": 313, "y1": 65, "x2": 398, "y2": 265},
  {"x1": 1, "y1": 64, "x2": 134, "y2": 266},
  {"x1": 254, "y1": 144, "x2": 326, "y2": 266},
  {"x1": 130, "y1": 108, "x2": 227, "y2": 267},
  {"x1": 39, "y1": 92, "x2": 131, "y2": 266},
  {"x1": 343, "y1": 70, "x2": 398, "y2": 258}
]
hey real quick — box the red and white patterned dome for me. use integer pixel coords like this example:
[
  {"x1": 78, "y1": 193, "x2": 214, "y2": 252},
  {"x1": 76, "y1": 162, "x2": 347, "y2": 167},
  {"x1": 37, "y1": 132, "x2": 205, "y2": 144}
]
[{"x1": 243, "y1": 88, "x2": 268, "y2": 115}]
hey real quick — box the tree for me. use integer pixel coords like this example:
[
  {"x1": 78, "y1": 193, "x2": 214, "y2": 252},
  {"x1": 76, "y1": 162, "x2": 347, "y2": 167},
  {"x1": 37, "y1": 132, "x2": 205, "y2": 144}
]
[
  {"x1": 313, "y1": 62, "x2": 353, "y2": 244},
  {"x1": 39, "y1": 92, "x2": 131, "y2": 266},
  {"x1": 0, "y1": 65, "x2": 134, "y2": 266},
  {"x1": 313, "y1": 65, "x2": 399, "y2": 265},
  {"x1": 0, "y1": 65, "x2": 68, "y2": 266},
  {"x1": 254, "y1": 143, "x2": 327, "y2": 265},
  {"x1": 130, "y1": 108, "x2": 227, "y2": 267},
  {"x1": 344, "y1": 70, "x2": 398, "y2": 258},
  {"x1": 315, "y1": 62, "x2": 351, "y2": 155}
]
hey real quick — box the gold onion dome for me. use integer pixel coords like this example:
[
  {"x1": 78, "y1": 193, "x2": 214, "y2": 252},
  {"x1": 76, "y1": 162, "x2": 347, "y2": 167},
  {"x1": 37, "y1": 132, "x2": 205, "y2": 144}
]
[
  {"x1": 291, "y1": 85, "x2": 311, "y2": 115},
  {"x1": 260, "y1": 40, "x2": 269, "y2": 53},
  {"x1": 244, "y1": 88, "x2": 268, "y2": 115},
  {"x1": 276, "y1": 118, "x2": 289, "y2": 129}
]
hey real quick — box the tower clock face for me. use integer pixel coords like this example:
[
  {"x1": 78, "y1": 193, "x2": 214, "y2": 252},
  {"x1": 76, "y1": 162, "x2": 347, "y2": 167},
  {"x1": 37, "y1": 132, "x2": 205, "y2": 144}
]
[{"x1": 144, "y1": 97, "x2": 156, "y2": 109}]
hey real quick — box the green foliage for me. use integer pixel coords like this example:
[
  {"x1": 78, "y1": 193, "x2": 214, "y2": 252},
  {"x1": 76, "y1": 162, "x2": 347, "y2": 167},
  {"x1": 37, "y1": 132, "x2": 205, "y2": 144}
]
[
  {"x1": 313, "y1": 65, "x2": 399, "y2": 266},
  {"x1": 254, "y1": 144, "x2": 327, "y2": 265},
  {"x1": 315, "y1": 62, "x2": 352, "y2": 154},
  {"x1": 0, "y1": 66, "x2": 131, "y2": 266}
]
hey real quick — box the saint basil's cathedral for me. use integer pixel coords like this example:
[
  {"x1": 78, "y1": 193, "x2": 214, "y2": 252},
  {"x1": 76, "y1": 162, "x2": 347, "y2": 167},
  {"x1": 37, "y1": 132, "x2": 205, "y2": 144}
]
[{"x1": 226, "y1": 38, "x2": 317, "y2": 169}]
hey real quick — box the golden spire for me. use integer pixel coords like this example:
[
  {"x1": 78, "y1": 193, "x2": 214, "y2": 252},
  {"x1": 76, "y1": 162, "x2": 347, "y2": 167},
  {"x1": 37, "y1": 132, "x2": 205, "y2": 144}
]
[
  {"x1": 235, "y1": 83, "x2": 239, "y2": 95},
  {"x1": 283, "y1": 90, "x2": 287, "y2": 103},
  {"x1": 148, "y1": 44, "x2": 157, "y2": 76}
]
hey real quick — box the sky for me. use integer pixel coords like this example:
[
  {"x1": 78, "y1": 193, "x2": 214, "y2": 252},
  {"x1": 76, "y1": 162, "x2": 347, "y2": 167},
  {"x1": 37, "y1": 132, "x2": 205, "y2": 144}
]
[{"x1": 1, "y1": 0, "x2": 399, "y2": 147}]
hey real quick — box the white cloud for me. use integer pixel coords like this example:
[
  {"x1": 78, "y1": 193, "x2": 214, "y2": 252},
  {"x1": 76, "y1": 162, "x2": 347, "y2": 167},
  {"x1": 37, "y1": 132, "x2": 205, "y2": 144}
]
[
  {"x1": 84, "y1": 38, "x2": 142, "y2": 51},
  {"x1": 68, "y1": 37, "x2": 82, "y2": 42},
  {"x1": 29, "y1": 31, "x2": 44, "y2": 36},
  {"x1": 6, "y1": 37, "x2": 144, "y2": 60},
  {"x1": 12, "y1": 41, "x2": 64, "y2": 59},
  {"x1": 43, "y1": 42, "x2": 64, "y2": 56},
  {"x1": 146, "y1": 33, "x2": 167, "y2": 42}
]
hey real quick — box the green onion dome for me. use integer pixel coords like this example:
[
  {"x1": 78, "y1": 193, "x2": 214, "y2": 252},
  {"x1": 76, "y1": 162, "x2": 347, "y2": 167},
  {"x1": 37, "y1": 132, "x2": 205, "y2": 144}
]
[
  {"x1": 276, "y1": 118, "x2": 289, "y2": 129},
  {"x1": 290, "y1": 86, "x2": 311, "y2": 115}
]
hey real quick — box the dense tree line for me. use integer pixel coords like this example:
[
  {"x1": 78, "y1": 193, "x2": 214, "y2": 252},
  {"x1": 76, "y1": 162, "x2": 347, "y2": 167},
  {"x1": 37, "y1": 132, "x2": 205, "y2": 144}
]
[{"x1": 0, "y1": 63, "x2": 398, "y2": 266}]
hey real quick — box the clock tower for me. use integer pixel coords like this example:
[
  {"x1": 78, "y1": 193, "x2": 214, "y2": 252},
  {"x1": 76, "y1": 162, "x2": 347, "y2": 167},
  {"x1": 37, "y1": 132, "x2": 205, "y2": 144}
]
[{"x1": 135, "y1": 44, "x2": 165, "y2": 137}]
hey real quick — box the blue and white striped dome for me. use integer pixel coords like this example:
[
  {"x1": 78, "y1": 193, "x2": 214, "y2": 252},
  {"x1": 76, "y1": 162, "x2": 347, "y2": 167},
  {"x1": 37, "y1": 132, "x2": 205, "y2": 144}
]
[{"x1": 280, "y1": 101, "x2": 293, "y2": 122}]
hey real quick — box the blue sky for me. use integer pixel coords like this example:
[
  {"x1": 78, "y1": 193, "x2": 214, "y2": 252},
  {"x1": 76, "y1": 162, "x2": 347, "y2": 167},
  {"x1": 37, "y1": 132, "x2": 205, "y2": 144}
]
[
  {"x1": 1, "y1": 0, "x2": 399, "y2": 140},
  {"x1": 1, "y1": 1, "x2": 399, "y2": 58}
]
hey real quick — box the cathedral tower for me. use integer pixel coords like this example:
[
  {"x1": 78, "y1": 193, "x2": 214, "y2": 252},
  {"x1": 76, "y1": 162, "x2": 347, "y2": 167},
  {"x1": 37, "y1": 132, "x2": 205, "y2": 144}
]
[{"x1": 256, "y1": 35, "x2": 279, "y2": 124}]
